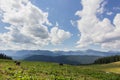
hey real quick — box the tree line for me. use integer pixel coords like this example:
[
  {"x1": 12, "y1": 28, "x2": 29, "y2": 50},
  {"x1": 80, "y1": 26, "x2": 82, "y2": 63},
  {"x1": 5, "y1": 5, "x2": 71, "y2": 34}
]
[
  {"x1": 0, "y1": 53, "x2": 12, "y2": 60},
  {"x1": 94, "y1": 55, "x2": 120, "y2": 64}
]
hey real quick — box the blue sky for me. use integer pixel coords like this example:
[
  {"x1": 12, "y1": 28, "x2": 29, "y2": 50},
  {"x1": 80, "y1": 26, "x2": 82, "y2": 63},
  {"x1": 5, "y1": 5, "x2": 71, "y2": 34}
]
[
  {"x1": 0, "y1": 0, "x2": 120, "y2": 51},
  {"x1": 31, "y1": 0, "x2": 81, "y2": 50}
]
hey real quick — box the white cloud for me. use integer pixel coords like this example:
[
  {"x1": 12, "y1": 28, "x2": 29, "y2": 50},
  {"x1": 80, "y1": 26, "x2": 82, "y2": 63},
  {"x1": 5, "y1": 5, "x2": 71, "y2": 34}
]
[
  {"x1": 70, "y1": 20, "x2": 76, "y2": 27},
  {"x1": 106, "y1": 12, "x2": 113, "y2": 15},
  {"x1": 76, "y1": 0, "x2": 120, "y2": 50},
  {"x1": 97, "y1": 1, "x2": 107, "y2": 14},
  {"x1": 52, "y1": 48, "x2": 70, "y2": 51},
  {"x1": 50, "y1": 26, "x2": 71, "y2": 45},
  {"x1": 113, "y1": 7, "x2": 120, "y2": 11},
  {"x1": 0, "y1": 0, "x2": 71, "y2": 50}
]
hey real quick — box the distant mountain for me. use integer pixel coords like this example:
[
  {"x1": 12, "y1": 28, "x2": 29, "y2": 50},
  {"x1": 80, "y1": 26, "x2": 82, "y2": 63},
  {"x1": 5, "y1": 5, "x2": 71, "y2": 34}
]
[
  {"x1": 0, "y1": 50, "x2": 57, "y2": 60},
  {"x1": 24, "y1": 55, "x2": 101, "y2": 65},
  {"x1": 1, "y1": 49, "x2": 120, "y2": 62}
]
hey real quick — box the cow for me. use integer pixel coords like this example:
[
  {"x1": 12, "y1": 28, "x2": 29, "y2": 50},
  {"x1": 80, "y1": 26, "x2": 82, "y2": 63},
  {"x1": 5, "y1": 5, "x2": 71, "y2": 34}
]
[
  {"x1": 59, "y1": 63, "x2": 64, "y2": 66},
  {"x1": 14, "y1": 61, "x2": 21, "y2": 66}
]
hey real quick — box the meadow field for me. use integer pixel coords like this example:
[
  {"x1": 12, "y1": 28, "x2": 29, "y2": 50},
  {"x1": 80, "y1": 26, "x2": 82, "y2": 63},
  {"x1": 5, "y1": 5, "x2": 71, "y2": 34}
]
[{"x1": 0, "y1": 59, "x2": 120, "y2": 80}]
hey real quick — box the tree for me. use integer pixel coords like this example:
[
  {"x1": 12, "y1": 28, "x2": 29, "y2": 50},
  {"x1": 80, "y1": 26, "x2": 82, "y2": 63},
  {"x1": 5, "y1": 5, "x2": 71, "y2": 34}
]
[
  {"x1": 94, "y1": 55, "x2": 120, "y2": 64},
  {"x1": 0, "y1": 53, "x2": 12, "y2": 60}
]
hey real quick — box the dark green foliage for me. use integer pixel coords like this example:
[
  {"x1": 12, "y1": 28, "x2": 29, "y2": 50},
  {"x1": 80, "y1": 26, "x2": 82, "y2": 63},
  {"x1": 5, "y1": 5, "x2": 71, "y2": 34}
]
[
  {"x1": 0, "y1": 53, "x2": 12, "y2": 60},
  {"x1": 94, "y1": 55, "x2": 120, "y2": 64}
]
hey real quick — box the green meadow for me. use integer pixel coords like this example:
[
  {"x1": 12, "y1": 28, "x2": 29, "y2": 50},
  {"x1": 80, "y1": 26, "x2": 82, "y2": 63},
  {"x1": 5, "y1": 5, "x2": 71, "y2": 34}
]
[{"x1": 0, "y1": 59, "x2": 120, "y2": 80}]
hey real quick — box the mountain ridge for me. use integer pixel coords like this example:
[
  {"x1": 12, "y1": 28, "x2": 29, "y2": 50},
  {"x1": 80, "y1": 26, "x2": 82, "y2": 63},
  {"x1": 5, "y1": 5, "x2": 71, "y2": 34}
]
[
  {"x1": 1, "y1": 49, "x2": 120, "y2": 64},
  {"x1": 24, "y1": 55, "x2": 101, "y2": 65}
]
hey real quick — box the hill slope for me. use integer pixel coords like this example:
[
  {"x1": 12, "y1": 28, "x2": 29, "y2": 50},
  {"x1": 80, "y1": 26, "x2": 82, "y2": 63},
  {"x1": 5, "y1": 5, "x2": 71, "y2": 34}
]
[
  {"x1": 0, "y1": 59, "x2": 120, "y2": 80},
  {"x1": 24, "y1": 55, "x2": 101, "y2": 64}
]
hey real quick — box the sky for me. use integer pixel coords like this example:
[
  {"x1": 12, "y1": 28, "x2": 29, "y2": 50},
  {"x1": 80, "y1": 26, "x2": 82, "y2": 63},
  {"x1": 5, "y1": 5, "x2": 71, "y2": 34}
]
[{"x1": 0, "y1": 0, "x2": 120, "y2": 51}]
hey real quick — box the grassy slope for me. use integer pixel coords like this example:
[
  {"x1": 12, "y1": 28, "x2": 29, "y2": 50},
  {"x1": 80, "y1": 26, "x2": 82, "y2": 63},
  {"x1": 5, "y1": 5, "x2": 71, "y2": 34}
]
[
  {"x1": 0, "y1": 59, "x2": 120, "y2": 80},
  {"x1": 91, "y1": 62, "x2": 120, "y2": 74}
]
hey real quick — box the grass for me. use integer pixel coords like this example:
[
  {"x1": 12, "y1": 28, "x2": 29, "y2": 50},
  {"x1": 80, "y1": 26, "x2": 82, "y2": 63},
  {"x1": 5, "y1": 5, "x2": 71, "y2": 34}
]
[
  {"x1": 0, "y1": 59, "x2": 120, "y2": 80},
  {"x1": 92, "y1": 62, "x2": 120, "y2": 74}
]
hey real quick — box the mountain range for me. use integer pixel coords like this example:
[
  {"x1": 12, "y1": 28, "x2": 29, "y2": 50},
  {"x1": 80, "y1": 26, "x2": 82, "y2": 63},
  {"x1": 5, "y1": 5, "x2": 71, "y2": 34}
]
[{"x1": 1, "y1": 49, "x2": 120, "y2": 64}]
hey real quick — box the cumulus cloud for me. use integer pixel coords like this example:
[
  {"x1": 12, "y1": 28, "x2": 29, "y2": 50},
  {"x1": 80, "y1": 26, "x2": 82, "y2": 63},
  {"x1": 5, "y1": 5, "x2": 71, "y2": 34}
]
[
  {"x1": 70, "y1": 20, "x2": 76, "y2": 27},
  {"x1": 97, "y1": 0, "x2": 107, "y2": 14},
  {"x1": 76, "y1": 0, "x2": 120, "y2": 50},
  {"x1": 0, "y1": 0, "x2": 71, "y2": 50},
  {"x1": 106, "y1": 12, "x2": 113, "y2": 15},
  {"x1": 50, "y1": 25, "x2": 71, "y2": 45},
  {"x1": 113, "y1": 7, "x2": 120, "y2": 11}
]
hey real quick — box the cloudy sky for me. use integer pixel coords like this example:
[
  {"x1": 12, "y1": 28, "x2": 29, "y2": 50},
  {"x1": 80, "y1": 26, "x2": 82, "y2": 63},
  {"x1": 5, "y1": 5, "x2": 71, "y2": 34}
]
[{"x1": 0, "y1": 0, "x2": 120, "y2": 51}]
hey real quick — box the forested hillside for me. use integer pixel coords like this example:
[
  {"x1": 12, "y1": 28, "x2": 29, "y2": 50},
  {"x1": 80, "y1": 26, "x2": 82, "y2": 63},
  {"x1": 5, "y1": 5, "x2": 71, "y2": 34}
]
[
  {"x1": 94, "y1": 55, "x2": 120, "y2": 64},
  {"x1": 0, "y1": 53, "x2": 12, "y2": 60}
]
